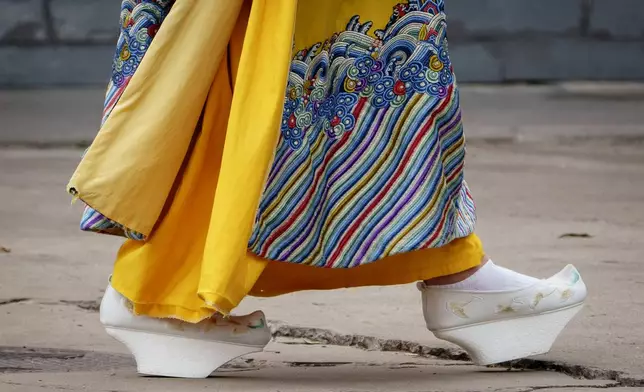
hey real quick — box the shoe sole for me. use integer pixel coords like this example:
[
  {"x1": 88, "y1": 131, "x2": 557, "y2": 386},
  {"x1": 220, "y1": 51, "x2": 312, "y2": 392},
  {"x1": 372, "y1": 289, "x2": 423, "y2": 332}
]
[
  {"x1": 105, "y1": 327, "x2": 266, "y2": 378},
  {"x1": 433, "y1": 303, "x2": 584, "y2": 365}
]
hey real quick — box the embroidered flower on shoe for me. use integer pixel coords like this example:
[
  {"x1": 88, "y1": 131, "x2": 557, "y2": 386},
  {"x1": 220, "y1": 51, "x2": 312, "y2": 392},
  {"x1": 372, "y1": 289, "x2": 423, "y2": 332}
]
[
  {"x1": 496, "y1": 305, "x2": 516, "y2": 314},
  {"x1": 532, "y1": 292, "x2": 545, "y2": 309},
  {"x1": 497, "y1": 297, "x2": 528, "y2": 314},
  {"x1": 447, "y1": 297, "x2": 481, "y2": 319},
  {"x1": 560, "y1": 289, "x2": 573, "y2": 302},
  {"x1": 530, "y1": 289, "x2": 556, "y2": 310},
  {"x1": 449, "y1": 302, "x2": 469, "y2": 318}
]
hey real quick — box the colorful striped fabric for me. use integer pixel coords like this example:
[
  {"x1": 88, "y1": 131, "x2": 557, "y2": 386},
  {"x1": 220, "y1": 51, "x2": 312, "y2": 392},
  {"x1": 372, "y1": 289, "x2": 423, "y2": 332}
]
[
  {"x1": 248, "y1": 1, "x2": 476, "y2": 267},
  {"x1": 80, "y1": 0, "x2": 174, "y2": 240},
  {"x1": 79, "y1": 0, "x2": 476, "y2": 269}
]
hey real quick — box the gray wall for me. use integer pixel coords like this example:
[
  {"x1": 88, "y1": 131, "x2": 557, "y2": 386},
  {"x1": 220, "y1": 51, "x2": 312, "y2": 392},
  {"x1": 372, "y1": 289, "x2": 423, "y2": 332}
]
[{"x1": 1, "y1": 0, "x2": 643, "y2": 87}]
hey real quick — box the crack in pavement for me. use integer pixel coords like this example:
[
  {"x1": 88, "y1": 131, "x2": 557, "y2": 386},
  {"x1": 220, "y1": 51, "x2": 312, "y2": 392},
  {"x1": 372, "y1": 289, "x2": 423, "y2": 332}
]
[
  {"x1": 511, "y1": 384, "x2": 626, "y2": 391},
  {"x1": 270, "y1": 323, "x2": 644, "y2": 388},
  {"x1": 11, "y1": 300, "x2": 642, "y2": 388},
  {"x1": 0, "y1": 298, "x2": 101, "y2": 311},
  {"x1": 0, "y1": 298, "x2": 30, "y2": 306},
  {"x1": 58, "y1": 300, "x2": 100, "y2": 312}
]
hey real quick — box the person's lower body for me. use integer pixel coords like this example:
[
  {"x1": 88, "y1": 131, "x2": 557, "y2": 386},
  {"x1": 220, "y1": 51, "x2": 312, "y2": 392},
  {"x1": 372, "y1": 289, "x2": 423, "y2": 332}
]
[
  {"x1": 69, "y1": 0, "x2": 587, "y2": 378},
  {"x1": 99, "y1": 254, "x2": 586, "y2": 378}
]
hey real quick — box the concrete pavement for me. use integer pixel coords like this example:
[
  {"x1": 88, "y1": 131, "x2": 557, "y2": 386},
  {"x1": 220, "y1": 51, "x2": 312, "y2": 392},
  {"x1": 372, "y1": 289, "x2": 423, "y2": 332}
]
[
  {"x1": 1, "y1": 85, "x2": 644, "y2": 390},
  {"x1": 0, "y1": 342, "x2": 621, "y2": 392}
]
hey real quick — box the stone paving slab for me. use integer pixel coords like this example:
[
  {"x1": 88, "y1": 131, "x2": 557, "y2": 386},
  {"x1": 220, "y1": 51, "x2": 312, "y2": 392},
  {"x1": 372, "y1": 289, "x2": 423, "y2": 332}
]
[
  {"x1": 49, "y1": 0, "x2": 120, "y2": 43},
  {"x1": 447, "y1": 0, "x2": 584, "y2": 36},
  {"x1": 3, "y1": 0, "x2": 644, "y2": 84},
  {"x1": 590, "y1": 0, "x2": 644, "y2": 39},
  {"x1": 0, "y1": 0, "x2": 47, "y2": 44},
  {"x1": 0, "y1": 342, "x2": 616, "y2": 392},
  {"x1": 544, "y1": 389, "x2": 644, "y2": 392}
]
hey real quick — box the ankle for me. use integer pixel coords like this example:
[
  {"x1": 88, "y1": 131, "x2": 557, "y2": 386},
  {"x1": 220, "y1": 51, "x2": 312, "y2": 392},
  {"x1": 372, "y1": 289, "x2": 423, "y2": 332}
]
[{"x1": 424, "y1": 257, "x2": 489, "y2": 286}]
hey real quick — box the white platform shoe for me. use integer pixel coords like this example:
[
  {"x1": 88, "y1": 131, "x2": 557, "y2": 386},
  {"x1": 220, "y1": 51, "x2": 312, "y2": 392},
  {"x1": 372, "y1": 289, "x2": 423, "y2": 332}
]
[
  {"x1": 100, "y1": 284, "x2": 271, "y2": 378},
  {"x1": 418, "y1": 265, "x2": 587, "y2": 365}
]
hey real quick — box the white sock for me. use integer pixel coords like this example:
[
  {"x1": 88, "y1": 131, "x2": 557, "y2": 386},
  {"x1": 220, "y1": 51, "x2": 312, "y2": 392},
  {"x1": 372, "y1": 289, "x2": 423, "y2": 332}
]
[{"x1": 435, "y1": 260, "x2": 540, "y2": 291}]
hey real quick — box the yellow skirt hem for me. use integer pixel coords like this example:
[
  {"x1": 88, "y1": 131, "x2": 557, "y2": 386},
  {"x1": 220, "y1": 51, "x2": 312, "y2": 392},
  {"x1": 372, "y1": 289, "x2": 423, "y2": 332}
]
[{"x1": 113, "y1": 234, "x2": 484, "y2": 322}]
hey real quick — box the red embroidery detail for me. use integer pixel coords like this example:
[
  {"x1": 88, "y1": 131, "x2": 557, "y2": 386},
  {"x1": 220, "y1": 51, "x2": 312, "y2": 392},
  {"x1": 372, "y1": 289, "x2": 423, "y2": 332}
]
[{"x1": 394, "y1": 80, "x2": 407, "y2": 95}]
